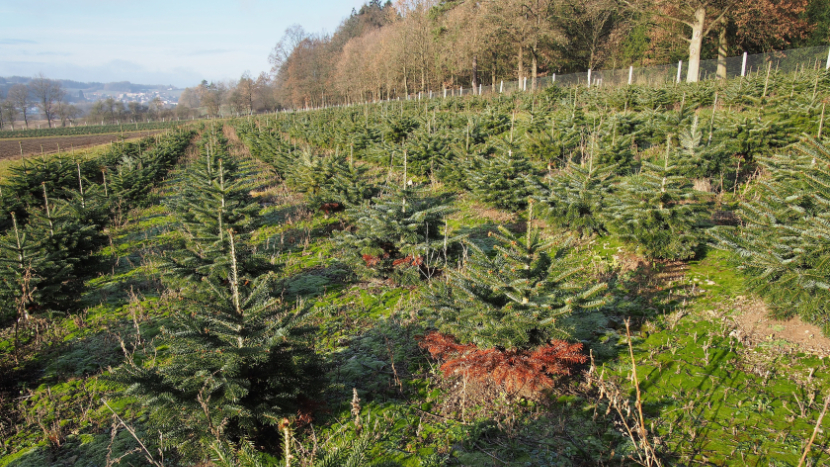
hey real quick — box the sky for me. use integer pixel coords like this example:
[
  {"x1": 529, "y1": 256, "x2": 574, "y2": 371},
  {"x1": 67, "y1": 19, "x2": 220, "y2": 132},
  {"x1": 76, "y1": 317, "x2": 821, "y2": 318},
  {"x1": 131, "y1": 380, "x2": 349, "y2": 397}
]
[{"x1": 0, "y1": 0, "x2": 367, "y2": 88}]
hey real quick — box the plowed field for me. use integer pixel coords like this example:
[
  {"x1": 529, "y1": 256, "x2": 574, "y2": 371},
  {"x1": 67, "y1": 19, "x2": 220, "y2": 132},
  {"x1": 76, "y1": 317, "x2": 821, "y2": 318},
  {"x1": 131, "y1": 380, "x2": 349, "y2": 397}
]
[{"x1": 0, "y1": 131, "x2": 160, "y2": 161}]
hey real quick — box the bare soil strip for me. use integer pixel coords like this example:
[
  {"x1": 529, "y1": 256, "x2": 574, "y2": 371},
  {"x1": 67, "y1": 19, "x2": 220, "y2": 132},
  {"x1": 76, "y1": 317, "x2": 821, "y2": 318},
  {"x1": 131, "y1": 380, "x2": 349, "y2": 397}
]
[{"x1": 0, "y1": 131, "x2": 162, "y2": 161}]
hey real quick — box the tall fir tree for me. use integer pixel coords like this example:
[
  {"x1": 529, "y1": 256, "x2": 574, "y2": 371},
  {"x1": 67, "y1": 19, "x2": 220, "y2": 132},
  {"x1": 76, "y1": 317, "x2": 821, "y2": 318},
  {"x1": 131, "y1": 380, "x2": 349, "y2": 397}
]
[
  {"x1": 115, "y1": 130, "x2": 320, "y2": 460},
  {"x1": 114, "y1": 231, "x2": 320, "y2": 460}
]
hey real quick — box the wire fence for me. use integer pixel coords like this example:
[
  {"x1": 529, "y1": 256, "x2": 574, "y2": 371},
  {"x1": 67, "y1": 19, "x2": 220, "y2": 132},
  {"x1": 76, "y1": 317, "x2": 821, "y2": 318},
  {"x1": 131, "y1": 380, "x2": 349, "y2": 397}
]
[
  {"x1": 448, "y1": 47, "x2": 830, "y2": 99},
  {"x1": 284, "y1": 44, "x2": 830, "y2": 111},
  {"x1": 438, "y1": 45, "x2": 830, "y2": 98}
]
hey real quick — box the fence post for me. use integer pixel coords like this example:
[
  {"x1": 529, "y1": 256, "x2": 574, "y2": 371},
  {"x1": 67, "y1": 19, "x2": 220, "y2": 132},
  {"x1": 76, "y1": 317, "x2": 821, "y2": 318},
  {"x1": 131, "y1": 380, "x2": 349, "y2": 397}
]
[
  {"x1": 628, "y1": 66, "x2": 633, "y2": 85},
  {"x1": 552, "y1": 73, "x2": 556, "y2": 83},
  {"x1": 741, "y1": 52, "x2": 748, "y2": 77},
  {"x1": 500, "y1": 80, "x2": 503, "y2": 93},
  {"x1": 479, "y1": 83, "x2": 482, "y2": 95},
  {"x1": 676, "y1": 61, "x2": 682, "y2": 83},
  {"x1": 587, "y1": 69, "x2": 592, "y2": 87},
  {"x1": 826, "y1": 46, "x2": 830, "y2": 70},
  {"x1": 443, "y1": 87, "x2": 446, "y2": 98}
]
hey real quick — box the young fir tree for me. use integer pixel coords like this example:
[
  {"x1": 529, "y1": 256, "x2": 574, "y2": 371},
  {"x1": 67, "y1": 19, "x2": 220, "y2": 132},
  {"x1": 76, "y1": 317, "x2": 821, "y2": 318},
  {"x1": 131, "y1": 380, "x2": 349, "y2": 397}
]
[
  {"x1": 286, "y1": 151, "x2": 375, "y2": 213},
  {"x1": 0, "y1": 212, "x2": 70, "y2": 322},
  {"x1": 335, "y1": 183, "x2": 457, "y2": 281},
  {"x1": 429, "y1": 203, "x2": 607, "y2": 350},
  {"x1": 163, "y1": 134, "x2": 265, "y2": 283},
  {"x1": 466, "y1": 149, "x2": 534, "y2": 211},
  {"x1": 712, "y1": 137, "x2": 830, "y2": 334},
  {"x1": 116, "y1": 145, "x2": 319, "y2": 459},
  {"x1": 115, "y1": 231, "x2": 320, "y2": 460},
  {"x1": 608, "y1": 142, "x2": 708, "y2": 260},
  {"x1": 402, "y1": 128, "x2": 450, "y2": 177},
  {"x1": 674, "y1": 116, "x2": 732, "y2": 180},
  {"x1": 532, "y1": 156, "x2": 619, "y2": 236},
  {"x1": 0, "y1": 183, "x2": 101, "y2": 318}
]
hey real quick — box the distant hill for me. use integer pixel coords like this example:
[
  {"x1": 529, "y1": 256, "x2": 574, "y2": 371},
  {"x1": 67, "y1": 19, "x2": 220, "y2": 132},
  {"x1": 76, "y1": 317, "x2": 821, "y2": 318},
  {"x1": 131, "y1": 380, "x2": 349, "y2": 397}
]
[{"x1": 0, "y1": 76, "x2": 179, "y2": 95}]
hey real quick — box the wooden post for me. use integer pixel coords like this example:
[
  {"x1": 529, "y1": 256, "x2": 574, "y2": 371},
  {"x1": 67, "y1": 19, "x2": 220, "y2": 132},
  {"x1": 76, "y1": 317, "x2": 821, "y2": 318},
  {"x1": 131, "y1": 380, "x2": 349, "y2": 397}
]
[
  {"x1": 587, "y1": 69, "x2": 591, "y2": 88},
  {"x1": 628, "y1": 66, "x2": 633, "y2": 85},
  {"x1": 676, "y1": 61, "x2": 682, "y2": 83},
  {"x1": 500, "y1": 80, "x2": 503, "y2": 93},
  {"x1": 826, "y1": 46, "x2": 830, "y2": 70},
  {"x1": 741, "y1": 52, "x2": 748, "y2": 77}
]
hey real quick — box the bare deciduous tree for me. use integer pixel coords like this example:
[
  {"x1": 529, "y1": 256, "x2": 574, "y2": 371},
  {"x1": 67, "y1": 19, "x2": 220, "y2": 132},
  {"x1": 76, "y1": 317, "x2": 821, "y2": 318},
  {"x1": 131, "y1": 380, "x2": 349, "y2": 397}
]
[
  {"x1": 7, "y1": 84, "x2": 31, "y2": 130},
  {"x1": 28, "y1": 75, "x2": 65, "y2": 128}
]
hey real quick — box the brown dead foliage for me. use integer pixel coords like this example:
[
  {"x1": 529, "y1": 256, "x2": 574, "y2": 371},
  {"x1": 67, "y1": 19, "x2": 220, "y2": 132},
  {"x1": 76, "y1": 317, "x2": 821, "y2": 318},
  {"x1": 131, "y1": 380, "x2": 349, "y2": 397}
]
[{"x1": 419, "y1": 332, "x2": 587, "y2": 394}]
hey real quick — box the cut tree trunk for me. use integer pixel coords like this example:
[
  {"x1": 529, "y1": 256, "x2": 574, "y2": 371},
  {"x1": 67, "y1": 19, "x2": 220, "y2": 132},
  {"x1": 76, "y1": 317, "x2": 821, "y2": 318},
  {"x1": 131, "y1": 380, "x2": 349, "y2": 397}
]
[{"x1": 686, "y1": 6, "x2": 706, "y2": 83}]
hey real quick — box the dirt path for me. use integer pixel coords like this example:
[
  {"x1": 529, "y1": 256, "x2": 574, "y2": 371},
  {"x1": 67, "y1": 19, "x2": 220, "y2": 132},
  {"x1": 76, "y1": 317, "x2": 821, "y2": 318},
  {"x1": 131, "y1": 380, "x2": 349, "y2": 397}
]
[{"x1": 0, "y1": 131, "x2": 162, "y2": 161}]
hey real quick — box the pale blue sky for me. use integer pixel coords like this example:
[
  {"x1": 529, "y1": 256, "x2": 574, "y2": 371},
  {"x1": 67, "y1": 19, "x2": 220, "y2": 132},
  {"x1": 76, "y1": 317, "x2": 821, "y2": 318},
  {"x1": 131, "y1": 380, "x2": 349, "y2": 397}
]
[{"x1": 0, "y1": 0, "x2": 367, "y2": 87}]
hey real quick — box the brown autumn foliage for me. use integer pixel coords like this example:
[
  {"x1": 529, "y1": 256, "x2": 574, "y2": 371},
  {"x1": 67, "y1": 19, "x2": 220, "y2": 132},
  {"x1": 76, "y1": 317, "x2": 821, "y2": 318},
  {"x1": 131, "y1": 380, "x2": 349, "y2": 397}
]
[
  {"x1": 419, "y1": 332, "x2": 587, "y2": 393},
  {"x1": 173, "y1": 0, "x2": 827, "y2": 112},
  {"x1": 732, "y1": 0, "x2": 813, "y2": 51}
]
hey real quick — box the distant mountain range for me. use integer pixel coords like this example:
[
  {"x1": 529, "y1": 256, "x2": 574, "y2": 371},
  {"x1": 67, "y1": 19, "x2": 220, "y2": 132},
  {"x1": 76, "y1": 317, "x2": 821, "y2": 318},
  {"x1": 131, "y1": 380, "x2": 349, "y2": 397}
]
[{"x1": 0, "y1": 76, "x2": 180, "y2": 94}]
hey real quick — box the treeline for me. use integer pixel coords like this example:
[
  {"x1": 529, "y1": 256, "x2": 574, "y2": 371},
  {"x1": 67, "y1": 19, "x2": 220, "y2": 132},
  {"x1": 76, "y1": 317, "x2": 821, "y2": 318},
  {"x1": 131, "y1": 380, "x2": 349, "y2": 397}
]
[
  {"x1": 0, "y1": 77, "x2": 181, "y2": 131},
  {"x1": 0, "y1": 75, "x2": 78, "y2": 130},
  {"x1": 84, "y1": 96, "x2": 182, "y2": 124},
  {"x1": 262, "y1": 0, "x2": 829, "y2": 109}
]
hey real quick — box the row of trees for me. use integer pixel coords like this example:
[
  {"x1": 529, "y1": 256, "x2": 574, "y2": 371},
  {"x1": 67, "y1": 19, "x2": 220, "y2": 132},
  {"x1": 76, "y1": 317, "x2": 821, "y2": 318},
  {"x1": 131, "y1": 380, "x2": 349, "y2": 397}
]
[
  {"x1": 84, "y1": 96, "x2": 180, "y2": 124},
  {"x1": 0, "y1": 75, "x2": 78, "y2": 130},
  {"x1": 266, "y1": 0, "x2": 827, "y2": 109},
  {"x1": 0, "y1": 76, "x2": 187, "y2": 130},
  {"x1": 176, "y1": 73, "x2": 276, "y2": 118}
]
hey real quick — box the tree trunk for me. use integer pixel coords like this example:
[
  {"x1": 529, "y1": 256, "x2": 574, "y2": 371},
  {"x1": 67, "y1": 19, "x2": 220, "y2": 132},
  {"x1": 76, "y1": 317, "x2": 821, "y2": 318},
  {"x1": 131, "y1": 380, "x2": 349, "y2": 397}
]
[
  {"x1": 492, "y1": 64, "x2": 496, "y2": 92},
  {"x1": 531, "y1": 49, "x2": 538, "y2": 90},
  {"x1": 472, "y1": 55, "x2": 478, "y2": 90},
  {"x1": 717, "y1": 25, "x2": 727, "y2": 79},
  {"x1": 403, "y1": 66, "x2": 408, "y2": 96},
  {"x1": 518, "y1": 44, "x2": 524, "y2": 83},
  {"x1": 686, "y1": 7, "x2": 706, "y2": 83}
]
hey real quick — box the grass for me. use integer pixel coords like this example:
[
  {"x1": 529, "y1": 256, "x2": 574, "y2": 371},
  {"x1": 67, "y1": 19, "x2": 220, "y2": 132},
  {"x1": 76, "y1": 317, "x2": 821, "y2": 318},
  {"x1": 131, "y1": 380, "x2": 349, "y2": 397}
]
[{"x1": 2, "y1": 117, "x2": 830, "y2": 467}]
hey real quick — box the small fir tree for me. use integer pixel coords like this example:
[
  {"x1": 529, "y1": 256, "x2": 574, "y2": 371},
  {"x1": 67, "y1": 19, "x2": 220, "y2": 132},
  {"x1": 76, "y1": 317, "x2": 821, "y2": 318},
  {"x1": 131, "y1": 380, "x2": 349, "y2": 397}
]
[
  {"x1": 532, "y1": 156, "x2": 619, "y2": 236},
  {"x1": 466, "y1": 150, "x2": 535, "y2": 211},
  {"x1": 674, "y1": 116, "x2": 732, "y2": 180},
  {"x1": 429, "y1": 203, "x2": 607, "y2": 350},
  {"x1": 162, "y1": 137, "x2": 267, "y2": 285},
  {"x1": 335, "y1": 183, "x2": 457, "y2": 281},
  {"x1": 607, "y1": 145, "x2": 708, "y2": 260}
]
